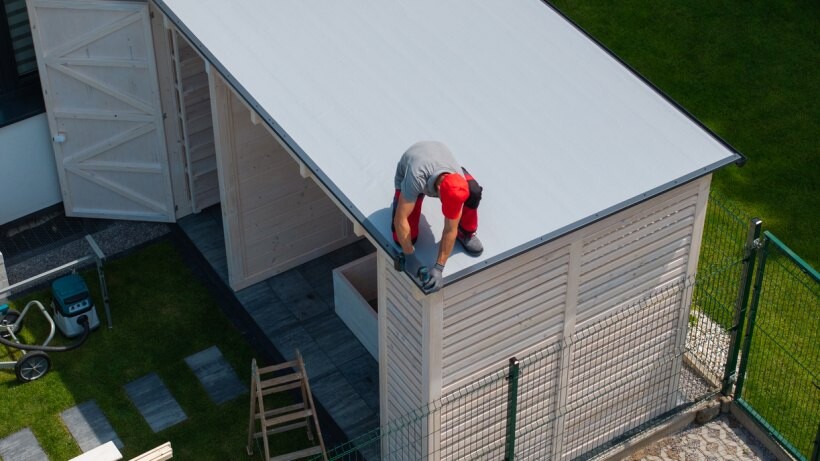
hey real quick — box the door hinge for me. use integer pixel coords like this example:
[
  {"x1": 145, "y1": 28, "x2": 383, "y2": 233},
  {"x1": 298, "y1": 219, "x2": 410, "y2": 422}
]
[
  {"x1": 150, "y1": 11, "x2": 155, "y2": 19},
  {"x1": 163, "y1": 112, "x2": 167, "y2": 120}
]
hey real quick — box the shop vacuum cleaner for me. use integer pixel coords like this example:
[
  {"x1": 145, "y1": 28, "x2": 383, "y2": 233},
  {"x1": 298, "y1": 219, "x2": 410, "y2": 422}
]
[{"x1": 51, "y1": 273, "x2": 100, "y2": 337}]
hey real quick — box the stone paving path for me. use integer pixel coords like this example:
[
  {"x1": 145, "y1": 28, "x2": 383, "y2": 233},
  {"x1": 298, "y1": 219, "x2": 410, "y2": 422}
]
[
  {"x1": 60, "y1": 400, "x2": 123, "y2": 452},
  {"x1": 624, "y1": 414, "x2": 776, "y2": 461},
  {"x1": 124, "y1": 373, "x2": 188, "y2": 433},
  {"x1": 0, "y1": 428, "x2": 47, "y2": 461},
  {"x1": 184, "y1": 346, "x2": 246, "y2": 404}
]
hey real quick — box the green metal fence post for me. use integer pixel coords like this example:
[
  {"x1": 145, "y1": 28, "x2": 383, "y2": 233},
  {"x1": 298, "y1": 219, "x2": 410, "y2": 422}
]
[
  {"x1": 734, "y1": 235, "x2": 769, "y2": 397},
  {"x1": 812, "y1": 419, "x2": 820, "y2": 461},
  {"x1": 722, "y1": 218, "x2": 763, "y2": 396},
  {"x1": 504, "y1": 357, "x2": 520, "y2": 461}
]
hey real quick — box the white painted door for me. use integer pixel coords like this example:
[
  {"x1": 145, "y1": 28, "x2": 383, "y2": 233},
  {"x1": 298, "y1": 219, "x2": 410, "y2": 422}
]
[{"x1": 27, "y1": 0, "x2": 175, "y2": 222}]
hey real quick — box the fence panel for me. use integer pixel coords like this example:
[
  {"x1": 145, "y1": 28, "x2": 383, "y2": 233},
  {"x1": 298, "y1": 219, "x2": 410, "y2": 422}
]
[{"x1": 735, "y1": 231, "x2": 820, "y2": 460}]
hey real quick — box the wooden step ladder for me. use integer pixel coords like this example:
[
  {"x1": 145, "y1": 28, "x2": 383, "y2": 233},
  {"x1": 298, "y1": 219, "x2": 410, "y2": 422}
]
[{"x1": 247, "y1": 350, "x2": 327, "y2": 461}]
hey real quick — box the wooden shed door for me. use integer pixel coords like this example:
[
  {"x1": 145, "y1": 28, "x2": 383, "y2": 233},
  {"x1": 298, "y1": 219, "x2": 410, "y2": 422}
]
[{"x1": 28, "y1": 0, "x2": 175, "y2": 222}]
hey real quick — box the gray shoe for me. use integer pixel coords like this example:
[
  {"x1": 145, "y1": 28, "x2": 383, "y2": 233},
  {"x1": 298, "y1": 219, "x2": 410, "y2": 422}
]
[{"x1": 457, "y1": 233, "x2": 484, "y2": 256}]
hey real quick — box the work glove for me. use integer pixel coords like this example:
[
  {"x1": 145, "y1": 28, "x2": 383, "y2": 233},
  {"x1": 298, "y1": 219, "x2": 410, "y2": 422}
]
[
  {"x1": 396, "y1": 251, "x2": 422, "y2": 277},
  {"x1": 423, "y1": 263, "x2": 445, "y2": 293}
]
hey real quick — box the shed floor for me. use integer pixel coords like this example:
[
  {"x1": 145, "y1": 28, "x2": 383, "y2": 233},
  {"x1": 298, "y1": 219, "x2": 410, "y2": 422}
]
[{"x1": 178, "y1": 205, "x2": 380, "y2": 447}]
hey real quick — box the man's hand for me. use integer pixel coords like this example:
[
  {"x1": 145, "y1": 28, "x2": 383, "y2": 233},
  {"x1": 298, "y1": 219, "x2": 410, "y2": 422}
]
[
  {"x1": 423, "y1": 263, "x2": 445, "y2": 292},
  {"x1": 401, "y1": 251, "x2": 422, "y2": 276}
]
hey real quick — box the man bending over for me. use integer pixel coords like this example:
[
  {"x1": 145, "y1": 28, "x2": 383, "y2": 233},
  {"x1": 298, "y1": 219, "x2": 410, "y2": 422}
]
[{"x1": 392, "y1": 141, "x2": 483, "y2": 292}]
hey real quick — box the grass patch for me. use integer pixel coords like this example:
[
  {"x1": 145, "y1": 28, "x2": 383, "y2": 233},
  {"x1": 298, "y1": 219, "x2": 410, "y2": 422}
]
[{"x1": 0, "y1": 240, "x2": 309, "y2": 459}]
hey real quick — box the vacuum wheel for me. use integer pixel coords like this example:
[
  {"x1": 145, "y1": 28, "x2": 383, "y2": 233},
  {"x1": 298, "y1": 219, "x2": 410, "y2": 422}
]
[
  {"x1": 0, "y1": 309, "x2": 21, "y2": 339},
  {"x1": 15, "y1": 351, "x2": 51, "y2": 383}
]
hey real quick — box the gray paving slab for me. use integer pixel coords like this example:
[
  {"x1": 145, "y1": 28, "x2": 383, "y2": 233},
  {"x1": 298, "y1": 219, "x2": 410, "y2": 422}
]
[
  {"x1": 60, "y1": 400, "x2": 124, "y2": 452},
  {"x1": 267, "y1": 269, "x2": 316, "y2": 303},
  {"x1": 244, "y1": 295, "x2": 300, "y2": 334},
  {"x1": 124, "y1": 373, "x2": 187, "y2": 433},
  {"x1": 285, "y1": 295, "x2": 333, "y2": 322},
  {"x1": 185, "y1": 346, "x2": 246, "y2": 404},
  {"x1": 337, "y1": 353, "x2": 380, "y2": 413},
  {"x1": 303, "y1": 314, "x2": 371, "y2": 371},
  {"x1": 269, "y1": 326, "x2": 337, "y2": 380},
  {"x1": 0, "y1": 428, "x2": 47, "y2": 461},
  {"x1": 310, "y1": 370, "x2": 375, "y2": 433}
]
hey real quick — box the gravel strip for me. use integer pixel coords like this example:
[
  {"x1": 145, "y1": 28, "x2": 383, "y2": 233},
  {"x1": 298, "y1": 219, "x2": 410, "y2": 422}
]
[{"x1": 5, "y1": 221, "x2": 169, "y2": 287}]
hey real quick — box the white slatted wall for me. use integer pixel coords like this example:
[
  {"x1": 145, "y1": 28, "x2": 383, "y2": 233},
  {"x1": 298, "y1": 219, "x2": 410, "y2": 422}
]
[
  {"x1": 437, "y1": 241, "x2": 569, "y2": 460},
  {"x1": 558, "y1": 179, "x2": 704, "y2": 457},
  {"x1": 383, "y1": 264, "x2": 425, "y2": 460},
  {"x1": 426, "y1": 176, "x2": 709, "y2": 459},
  {"x1": 442, "y1": 242, "x2": 570, "y2": 388}
]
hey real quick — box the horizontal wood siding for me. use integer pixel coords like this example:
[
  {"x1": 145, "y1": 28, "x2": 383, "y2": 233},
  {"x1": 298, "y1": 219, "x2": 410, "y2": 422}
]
[
  {"x1": 211, "y1": 75, "x2": 353, "y2": 290},
  {"x1": 441, "y1": 242, "x2": 570, "y2": 389},
  {"x1": 576, "y1": 181, "x2": 701, "y2": 328},
  {"x1": 561, "y1": 289, "x2": 684, "y2": 458},
  {"x1": 440, "y1": 383, "x2": 507, "y2": 460},
  {"x1": 384, "y1": 266, "x2": 425, "y2": 460},
  {"x1": 428, "y1": 177, "x2": 709, "y2": 459},
  {"x1": 558, "y1": 180, "x2": 704, "y2": 457},
  {"x1": 514, "y1": 346, "x2": 562, "y2": 461}
]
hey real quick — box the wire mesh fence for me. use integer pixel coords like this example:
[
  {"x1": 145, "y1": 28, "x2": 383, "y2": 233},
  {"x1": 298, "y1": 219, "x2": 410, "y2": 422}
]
[
  {"x1": 734, "y1": 231, "x2": 820, "y2": 460},
  {"x1": 310, "y1": 271, "x2": 730, "y2": 461}
]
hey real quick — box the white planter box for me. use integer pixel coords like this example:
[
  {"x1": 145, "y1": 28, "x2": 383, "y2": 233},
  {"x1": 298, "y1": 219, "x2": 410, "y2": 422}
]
[{"x1": 333, "y1": 253, "x2": 378, "y2": 360}]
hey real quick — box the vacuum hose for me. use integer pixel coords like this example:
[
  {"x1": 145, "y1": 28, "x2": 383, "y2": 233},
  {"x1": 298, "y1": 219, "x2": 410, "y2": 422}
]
[{"x1": 0, "y1": 315, "x2": 91, "y2": 352}]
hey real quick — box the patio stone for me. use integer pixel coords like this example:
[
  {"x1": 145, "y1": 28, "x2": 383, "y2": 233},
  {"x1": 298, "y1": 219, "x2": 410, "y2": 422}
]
[
  {"x1": 0, "y1": 428, "x2": 47, "y2": 461},
  {"x1": 310, "y1": 370, "x2": 374, "y2": 434},
  {"x1": 185, "y1": 346, "x2": 246, "y2": 404},
  {"x1": 61, "y1": 400, "x2": 124, "y2": 452},
  {"x1": 124, "y1": 373, "x2": 187, "y2": 433}
]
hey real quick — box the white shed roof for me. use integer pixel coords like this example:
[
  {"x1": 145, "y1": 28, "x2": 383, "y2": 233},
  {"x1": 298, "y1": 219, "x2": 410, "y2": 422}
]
[{"x1": 156, "y1": 0, "x2": 741, "y2": 284}]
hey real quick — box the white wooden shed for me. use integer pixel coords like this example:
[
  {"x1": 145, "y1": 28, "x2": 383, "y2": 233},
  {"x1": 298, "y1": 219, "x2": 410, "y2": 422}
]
[{"x1": 25, "y1": 0, "x2": 741, "y2": 458}]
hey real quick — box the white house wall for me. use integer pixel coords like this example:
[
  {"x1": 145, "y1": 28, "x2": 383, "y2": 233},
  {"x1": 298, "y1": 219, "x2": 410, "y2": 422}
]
[
  {"x1": 209, "y1": 72, "x2": 354, "y2": 291},
  {"x1": 0, "y1": 114, "x2": 61, "y2": 224}
]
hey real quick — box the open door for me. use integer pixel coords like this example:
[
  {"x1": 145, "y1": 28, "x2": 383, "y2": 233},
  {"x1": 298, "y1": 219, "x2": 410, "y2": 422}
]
[{"x1": 27, "y1": 0, "x2": 175, "y2": 222}]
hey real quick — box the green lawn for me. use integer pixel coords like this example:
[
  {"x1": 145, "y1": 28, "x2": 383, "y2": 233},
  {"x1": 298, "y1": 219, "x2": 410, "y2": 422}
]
[
  {"x1": 0, "y1": 240, "x2": 308, "y2": 459},
  {"x1": 549, "y1": 0, "x2": 819, "y2": 268}
]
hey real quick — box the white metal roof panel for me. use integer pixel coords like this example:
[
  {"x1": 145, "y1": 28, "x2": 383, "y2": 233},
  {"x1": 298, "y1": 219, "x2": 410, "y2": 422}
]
[{"x1": 155, "y1": 0, "x2": 740, "y2": 284}]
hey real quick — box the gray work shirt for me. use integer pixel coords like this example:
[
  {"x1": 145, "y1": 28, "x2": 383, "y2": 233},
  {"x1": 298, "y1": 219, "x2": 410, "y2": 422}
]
[{"x1": 394, "y1": 141, "x2": 462, "y2": 200}]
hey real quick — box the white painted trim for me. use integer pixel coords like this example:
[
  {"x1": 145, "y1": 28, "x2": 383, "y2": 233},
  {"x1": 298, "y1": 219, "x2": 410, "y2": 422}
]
[
  {"x1": 550, "y1": 238, "x2": 583, "y2": 460},
  {"x1": 668, "y1": 174, "x2": 712, "y2": 409},
  {"x1": 422, "y1": 290, "x2": 444, "y2": 460},
  {"x1": 209, "y1": 71, "x2": 243, "y2": 288},
  {"x1": 377, "y1": 251, "x2": 389, "y2": 460}
]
